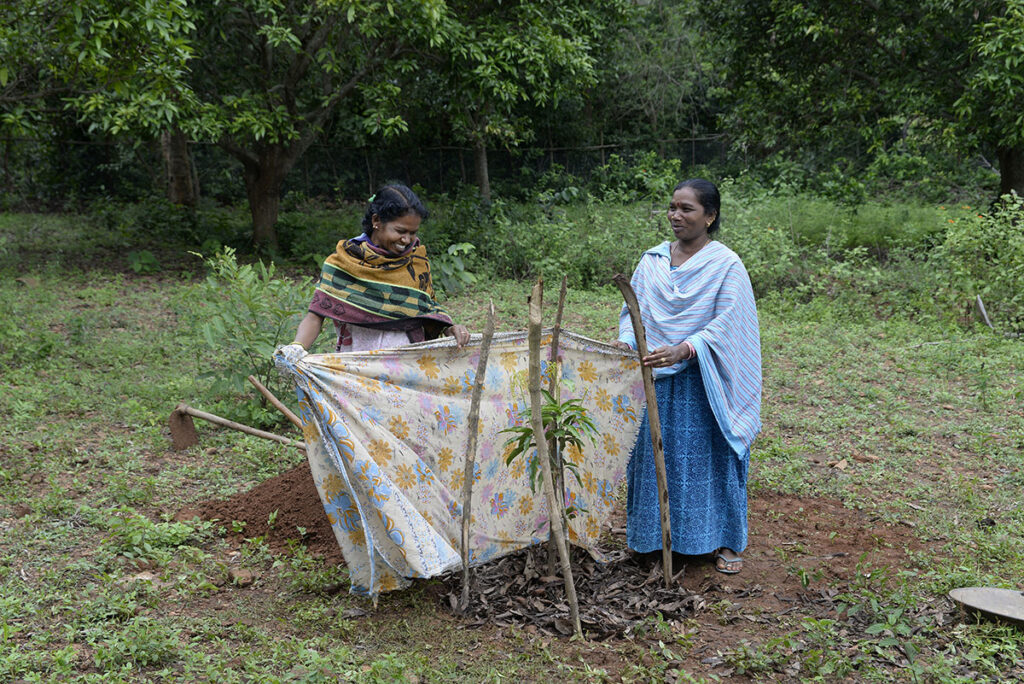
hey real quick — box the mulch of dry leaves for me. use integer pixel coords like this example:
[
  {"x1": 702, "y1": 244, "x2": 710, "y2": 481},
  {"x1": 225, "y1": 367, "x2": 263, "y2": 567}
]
[{"x1": 439, "y1": 545, "x2": 707, "y2": 639}]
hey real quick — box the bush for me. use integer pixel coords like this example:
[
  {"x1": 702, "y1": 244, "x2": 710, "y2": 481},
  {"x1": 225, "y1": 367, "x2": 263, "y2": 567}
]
[
  {"x1": 588, "y1": 151, "x2": 682, "y2": 202},
  {"x1": 939, "y1": 193, "x2": 1024, "y2": 332},
  {"x1": 89, "y1": 195, "x2": 201, "y2": 247},
  {"x1": 190, "y1": 247, "x2": 308, "y2": 425},
  {"x1": 276, "y1": 205, "x2": 364, "y2": 269},
  {"x1": 474, "y1": 201, "x2": 661, "y2": 288}
]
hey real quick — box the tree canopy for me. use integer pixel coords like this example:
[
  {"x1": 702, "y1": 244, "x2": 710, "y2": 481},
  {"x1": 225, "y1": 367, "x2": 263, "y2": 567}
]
[
  {"x1": 708, "y1": 0, "x2": 1024, "y2": 195},
  {"x1": 3, "y1": 0, "x2": 1022, "y2": 231},
  {"x1": 0, "y1": 0, "x2": 194, "y2": 136}
]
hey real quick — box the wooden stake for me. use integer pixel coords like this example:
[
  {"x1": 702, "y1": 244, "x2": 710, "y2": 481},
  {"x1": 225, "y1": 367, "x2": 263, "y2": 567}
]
[
  {"x1": 547, "y1": 275, "x2": 568, "y2": 575},
  {"x1": 613, "y1": 274, "x2": 673, "y2": 586},
  {"x1": 169, "y1": 403, "x2": 305, "y2": 451},
  {"x1": 530, "y1": 280, "x2": 583, "y2": 639},
  {"x1": 460, "y1": 302, "x2": 496, "y2": 612},
  {"x1": 247, "y1": 375, "x2": 303, "y2": 429},
  {"x1": 976, "y1": 295, "x2": 995, "y2": 330}
]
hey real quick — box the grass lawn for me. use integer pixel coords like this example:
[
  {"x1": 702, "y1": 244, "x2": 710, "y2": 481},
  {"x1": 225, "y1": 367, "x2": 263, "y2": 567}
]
[{"x1": 1, "y1": 211, "x2": 1022, "y2": 682}]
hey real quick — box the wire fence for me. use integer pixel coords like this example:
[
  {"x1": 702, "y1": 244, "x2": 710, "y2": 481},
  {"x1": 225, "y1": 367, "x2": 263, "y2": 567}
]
[{"x1": 0, "y1": 135, "x2": 730, "y2": 206}]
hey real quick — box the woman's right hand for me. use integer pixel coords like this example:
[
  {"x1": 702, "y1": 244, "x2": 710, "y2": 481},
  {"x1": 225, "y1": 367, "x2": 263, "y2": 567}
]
[
  {"x1": 611, "y1": 340, "x2": 633, "y2": 352},
  {"x1": 448, "y1": 324, "x2": 470, "y2": 348}
]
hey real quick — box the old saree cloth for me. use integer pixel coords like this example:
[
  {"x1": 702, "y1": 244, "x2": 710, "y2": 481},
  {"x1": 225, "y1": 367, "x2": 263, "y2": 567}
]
[{"x1": 275, "y1": 331, "x2": 645, "y2": 596}]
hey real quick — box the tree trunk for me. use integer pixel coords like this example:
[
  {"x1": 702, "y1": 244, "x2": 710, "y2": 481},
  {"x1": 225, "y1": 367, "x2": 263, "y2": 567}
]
[
  {"x1": 473, "y1": 141, "x2": 491, "y2": 203},
  {"x1": 997, "y1": 146, "x2": 1024, "y2": 197},
  {"x1": 161, "y1": 129, "x2": 197, "y2": 207},
  {"x1": 241, "y1": 146, "x2": 289, "y2": 251}
]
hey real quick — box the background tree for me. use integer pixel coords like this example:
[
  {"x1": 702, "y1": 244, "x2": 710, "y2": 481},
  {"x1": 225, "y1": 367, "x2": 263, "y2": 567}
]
[
  {"x1": 415, "y1": 0, "x2": 629, "y2": 202},
  {"x1": 707, "y1": 0, "x2": 1023, "y2": 196},
  {"x1": 955, "y1": 0, "x2": 1024, "y2": 195},
  {"x1": 172, "y1": 0, "x2": 448, "y2": 249},
  {"x1": 1, "y1": 0, "x2": 194, "y2": 132},
  {"x1": 590, "y1": 0, "x2": 722, "y2": 156}
]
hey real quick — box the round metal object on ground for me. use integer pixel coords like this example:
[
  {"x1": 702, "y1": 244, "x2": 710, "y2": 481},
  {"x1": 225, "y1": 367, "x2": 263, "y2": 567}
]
[{"x1": 949, "y1": 587, "x2": 1024, "y2": 625}]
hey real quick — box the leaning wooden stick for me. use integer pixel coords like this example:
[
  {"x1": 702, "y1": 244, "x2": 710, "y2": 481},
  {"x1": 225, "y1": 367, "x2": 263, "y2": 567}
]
[
  {"x1": 170, "y1": 403, "x2": 305, "y2": 451},
  {"x1": 530, "y1": 279, "x2": 583, "y2": 638},
  {"x1": 546, "y1": 274, "x2": 569, "y2": 575},
  {"x1": 975, "y1": 295, "x2": 995, "y2": 330},
  {"x1": 247, "y1": 375, "x2": 303, "y2": 429},
  {"x1": 613, "y1": 274, "x2": 673, "y2": 586},
  {"x1": 460, "y1": 302, "x2": 496, "y2": 612}
]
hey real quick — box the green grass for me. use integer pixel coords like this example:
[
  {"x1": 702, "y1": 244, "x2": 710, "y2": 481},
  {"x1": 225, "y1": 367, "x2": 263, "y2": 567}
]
[{"x1": 1, "y1": 202, "x2": 1022, "y2": 681}]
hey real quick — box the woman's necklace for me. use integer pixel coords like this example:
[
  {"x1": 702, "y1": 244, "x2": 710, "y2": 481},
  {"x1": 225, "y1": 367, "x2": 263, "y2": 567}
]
[{"x1": 672, "y1": 236, "x2": 710, "y2": 264}]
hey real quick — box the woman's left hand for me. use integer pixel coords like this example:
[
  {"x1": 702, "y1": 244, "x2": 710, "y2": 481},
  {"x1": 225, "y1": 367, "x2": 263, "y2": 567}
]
[
  {"x1": 642, "y1": 343, "x2": 688, "y2": 368},
  {"x1": 449, "y1": 324, "x2": 470, "y2": 348}
]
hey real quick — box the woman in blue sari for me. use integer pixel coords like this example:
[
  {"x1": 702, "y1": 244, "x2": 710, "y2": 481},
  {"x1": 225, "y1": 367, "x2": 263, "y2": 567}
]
[{"x1": 614, "y1": 179, "x2": 762, "y2": 574}]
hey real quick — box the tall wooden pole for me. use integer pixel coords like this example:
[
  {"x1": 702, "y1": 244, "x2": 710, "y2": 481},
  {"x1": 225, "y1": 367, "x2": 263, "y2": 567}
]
[
  {"x1": 460, "y1": 302, "x2": 496, "y2": 611},
  {"x1": 530, "y1": 280, "x2": 583, "y2": 638},
  {"x1": 546, "y1": 275, "x2": 568, "y2": 575},
  {"x1": 613, "y1": 274, "x2": 673, "y2": 586}
]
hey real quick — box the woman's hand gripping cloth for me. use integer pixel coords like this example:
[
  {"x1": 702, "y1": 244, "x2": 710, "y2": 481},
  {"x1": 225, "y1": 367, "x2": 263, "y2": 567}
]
[
  {"x1": 275, "y1": 331, "x2": 646, "y2": 597},
  {"x1": 618, "y1": 241, "x2": 762, "y2": 458}
]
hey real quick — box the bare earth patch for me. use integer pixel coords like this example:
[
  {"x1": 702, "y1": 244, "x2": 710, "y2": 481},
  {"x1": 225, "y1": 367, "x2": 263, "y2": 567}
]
[{"x1": 183, "y1": 461, "x2": 936, "y2": 680}]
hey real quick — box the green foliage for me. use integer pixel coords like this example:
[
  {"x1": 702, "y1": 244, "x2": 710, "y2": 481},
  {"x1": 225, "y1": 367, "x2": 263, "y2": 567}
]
[
  {"x1": 423, "y1": 0, "x2": 630, "y2": 178},
  {"x1": 939, "y1": 192, "x2": 1024, "y2": 331},
  {"x1": 126, "y1": 249, "x2": 160, "y2": 274},
  {"x1": 276, "y1": 206, "x2": 363, "y2": 267},
  {"x1": 90, "y1": 196, "x2": 201, "y2": 247},
  {"x1": 92, "y1": 617, "x2": 181, "y2": 670},
  {"x1": 708, "y1": 0, "x2": 1024, "y2": 195},
  {"x1": 501, "y1": 367, "x2": 598, "y2": 517},
  {"x1": 100, "y1": 508, "x2": 204, "y2": 563},
  {"x1": 956, "y1": 1, "x2": 1024, "y2": 149},
  {"x1": 191, "y1": 246, "x2": 306, "y2": 424},
  {"x1": 478, "y1": 200, "x2": 659, "y2": 287},
  {"x1": 430, "y1": 242, "x2": 478, "y2": 296},
  {"x1": 1, "y1": 0, "x2": 195, "y2": 136},
  {"x1": 588, "y1": 152, "x2": 682, "y2": 202}
]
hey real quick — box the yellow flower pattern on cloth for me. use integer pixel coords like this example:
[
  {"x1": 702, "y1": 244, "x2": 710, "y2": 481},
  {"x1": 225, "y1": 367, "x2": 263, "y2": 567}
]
[{"x1": 276, "y1": 330, "x2": 644, "y2": 597}]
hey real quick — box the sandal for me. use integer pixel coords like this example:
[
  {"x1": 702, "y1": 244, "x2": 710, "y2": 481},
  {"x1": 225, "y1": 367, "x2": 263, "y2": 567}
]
[{"x1": 713, "y1": 548, "x2": 743, "y2": 575}]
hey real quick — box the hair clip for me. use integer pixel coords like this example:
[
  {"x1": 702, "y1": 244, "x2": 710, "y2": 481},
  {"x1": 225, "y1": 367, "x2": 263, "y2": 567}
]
[{"x1": 368, "y1": 193, "x2": 377, "y2": 203}]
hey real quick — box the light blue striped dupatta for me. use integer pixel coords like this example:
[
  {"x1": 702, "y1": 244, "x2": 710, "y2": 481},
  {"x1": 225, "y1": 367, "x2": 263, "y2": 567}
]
[{"x1": 618, "y1": 240, "x2": 762, "y2": 458}]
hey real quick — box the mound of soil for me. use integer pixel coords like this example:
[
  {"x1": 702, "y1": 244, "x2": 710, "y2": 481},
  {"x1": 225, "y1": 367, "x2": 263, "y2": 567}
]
[{"x1": 186, "y1": 462, "x2": 344, "y2": 562}]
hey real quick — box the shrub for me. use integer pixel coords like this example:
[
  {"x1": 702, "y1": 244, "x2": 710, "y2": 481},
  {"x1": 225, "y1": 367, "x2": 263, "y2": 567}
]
[
  {"x1": 939, "y1": 193, "x2": 1024, "y2": 332},
  {"x1": 92, "y1": 618, "x2": 181, "y2": 670},
  {"x1": 190, "y1": 247, "x2": 308, "y2": 425},
  {"x1": 431, "y1": 242, "x2": 478, "y2": 296},
  {"x1": 588, "y1": 151, "x2": 682, "y2": 202},
  {"x1": 89, "y1": 195, "x2": 200, "y2": 247}
]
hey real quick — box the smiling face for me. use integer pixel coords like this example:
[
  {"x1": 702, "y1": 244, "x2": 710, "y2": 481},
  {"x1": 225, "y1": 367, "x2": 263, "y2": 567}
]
[
  {"x1": 370, "y1": 212, "x2": 422, "y2": 255},
  {"x1": 667, "y1": 186, "x2": 715, "y2": 243}
]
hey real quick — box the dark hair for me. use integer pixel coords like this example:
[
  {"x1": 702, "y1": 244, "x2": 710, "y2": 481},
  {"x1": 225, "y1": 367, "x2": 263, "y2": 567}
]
[
  {"x1": 361, "y1": 184, "x2": 429, "y2": 234},
  {"x1": 674, "y1": 178, "x2": 722, "y2": 234}
]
